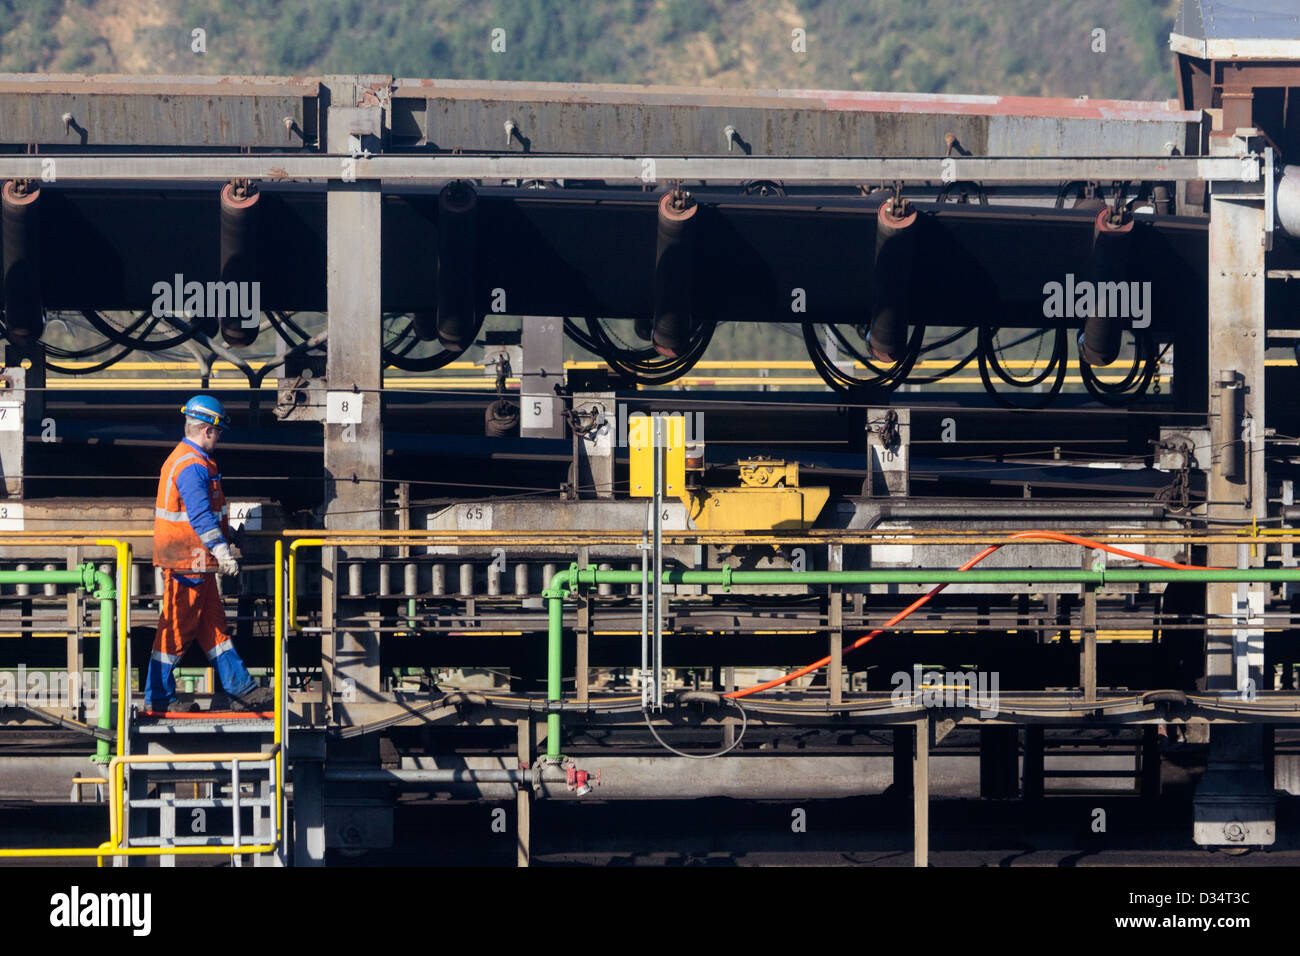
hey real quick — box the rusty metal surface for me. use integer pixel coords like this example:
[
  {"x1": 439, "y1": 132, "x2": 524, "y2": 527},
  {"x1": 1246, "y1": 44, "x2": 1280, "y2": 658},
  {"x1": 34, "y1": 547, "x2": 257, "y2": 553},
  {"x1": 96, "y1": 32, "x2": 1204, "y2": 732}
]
[
  {"x1": 0, "y1": 74, "x2": 318, "y2": 147},
  {"x1": 0, "y1": 72, "x2": 1196, "y2": 156},
  {"x1": 393, "y1": 77, "x2": 1190, "y2": 117},
  {"x1": 403, "y1": 87, "x2": 1194, "y2": 156},
  {"x1": 0, "y1": 95, "x2": 311, "y2": 148}
]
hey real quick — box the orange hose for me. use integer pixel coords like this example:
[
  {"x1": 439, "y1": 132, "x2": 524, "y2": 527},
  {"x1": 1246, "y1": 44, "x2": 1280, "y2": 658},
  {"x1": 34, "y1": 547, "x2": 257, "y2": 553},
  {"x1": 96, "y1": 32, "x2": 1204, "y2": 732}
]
[{"x1": 724, "y1": 530, "x2": 1207, "y2": 700}]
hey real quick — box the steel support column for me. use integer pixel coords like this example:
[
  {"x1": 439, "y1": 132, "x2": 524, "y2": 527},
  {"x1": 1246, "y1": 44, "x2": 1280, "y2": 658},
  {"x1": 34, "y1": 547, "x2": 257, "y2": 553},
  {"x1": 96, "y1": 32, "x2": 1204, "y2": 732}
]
[
  {"x1": 828, "y1": 543, "x2": 844, "y2": 704},
  {"x1": 324, "y1": 102, "x2": 384, "y2": 705},
  {"x1": 517, "y1": 719, "x2": 532, "y2": 868},
  {"x1": 1195, "y1": 131, "x2": 1274, "y2": 847},
  {"x1": 914, "y1": 717, "x2": 929, "y2": 868},
  {"x1": 521, "y1": 316, "x2": 565, "y2": 439},
  {"x1": 292, "y1": 759, "x2": 326, "y2": 866},
  {"x1": 1081, "y1": 589, "x2": 1097, "y2": 702}
]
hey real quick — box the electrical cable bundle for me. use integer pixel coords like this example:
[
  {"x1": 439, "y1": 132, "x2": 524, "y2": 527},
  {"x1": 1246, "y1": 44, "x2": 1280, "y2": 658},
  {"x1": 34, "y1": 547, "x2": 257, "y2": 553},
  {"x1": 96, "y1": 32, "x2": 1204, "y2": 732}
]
[
  {"x1": 14, "y1": 310, "x2": 194, "y2": 374},
  {"x1": 563, "y1": 316, "x2": 715, "y2": 386},
  {"x1": 79, "y1": 308, "x2": 198, "y2": 352},
  {"x1": 976, "y1": 324, "x2": 1068, "y2": 409},
  {"x1": 803, "y1": 321, "x2": 926, "y2": 393},
  {"x1": 382, "y1": 313, "x2": 470, "y2": 372},
  {"x1": 1077, "y1": 329, "x2": 1160, "y2": 406}
]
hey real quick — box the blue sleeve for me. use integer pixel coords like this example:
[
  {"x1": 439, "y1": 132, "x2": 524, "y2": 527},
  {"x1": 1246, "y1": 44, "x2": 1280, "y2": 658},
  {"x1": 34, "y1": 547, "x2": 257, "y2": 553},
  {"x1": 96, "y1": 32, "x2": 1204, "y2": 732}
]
[{"x1": 175, "y1": 462, "x2": 225, "y2": 549}]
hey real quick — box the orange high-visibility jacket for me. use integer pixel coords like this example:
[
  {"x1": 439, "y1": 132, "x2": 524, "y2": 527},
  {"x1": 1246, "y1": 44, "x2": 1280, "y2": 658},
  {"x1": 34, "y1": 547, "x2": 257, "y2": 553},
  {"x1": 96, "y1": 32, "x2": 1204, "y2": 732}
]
[{"x1": 153, "y1": 441, "x2": 230, "y2": 571}]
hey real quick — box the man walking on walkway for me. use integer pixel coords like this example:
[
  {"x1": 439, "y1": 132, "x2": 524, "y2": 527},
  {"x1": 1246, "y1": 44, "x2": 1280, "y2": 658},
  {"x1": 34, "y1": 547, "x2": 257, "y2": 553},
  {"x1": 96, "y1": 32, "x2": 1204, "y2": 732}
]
[{"x1": 145, "y1": 395, "x2": 273, "y2": 713}]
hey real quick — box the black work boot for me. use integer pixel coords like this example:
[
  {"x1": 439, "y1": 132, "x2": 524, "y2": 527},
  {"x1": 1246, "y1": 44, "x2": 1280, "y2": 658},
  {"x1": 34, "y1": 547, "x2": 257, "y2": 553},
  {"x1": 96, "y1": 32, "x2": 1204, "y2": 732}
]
[
  {"x1": 147, "y1": 698, "x2": 199, "y2": 714},
  {"x1": 228, "y1": 685, "x2": 274, "y2": 712}
]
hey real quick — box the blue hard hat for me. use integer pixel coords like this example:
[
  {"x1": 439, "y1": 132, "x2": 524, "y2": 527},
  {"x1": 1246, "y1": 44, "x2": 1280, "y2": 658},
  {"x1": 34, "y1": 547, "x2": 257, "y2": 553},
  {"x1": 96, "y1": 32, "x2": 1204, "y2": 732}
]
[{"x1": 181, "y1": 395, "x2": 228, "y2": 430}]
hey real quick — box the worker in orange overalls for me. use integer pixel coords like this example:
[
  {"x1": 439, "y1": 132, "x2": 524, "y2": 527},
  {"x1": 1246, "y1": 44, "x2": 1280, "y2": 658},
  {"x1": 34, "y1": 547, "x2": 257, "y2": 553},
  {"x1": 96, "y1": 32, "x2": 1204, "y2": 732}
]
[{"x1": 145, "y1": 395, "x2": 272, "y2": 713}]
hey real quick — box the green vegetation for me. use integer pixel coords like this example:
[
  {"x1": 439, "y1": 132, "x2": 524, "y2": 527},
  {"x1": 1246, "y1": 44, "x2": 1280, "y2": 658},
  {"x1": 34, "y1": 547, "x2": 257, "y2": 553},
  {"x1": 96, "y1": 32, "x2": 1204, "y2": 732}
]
[{"x1": 1, "y1": 0, "x2": 1178, "y2": 100}]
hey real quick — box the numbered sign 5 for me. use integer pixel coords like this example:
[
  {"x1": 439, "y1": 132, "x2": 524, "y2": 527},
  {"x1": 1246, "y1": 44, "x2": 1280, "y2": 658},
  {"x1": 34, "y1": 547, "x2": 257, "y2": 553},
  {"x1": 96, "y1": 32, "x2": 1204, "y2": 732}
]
[
  {"x1": 522, "y1": 395, "x2": 554, "y2": 430},
  {"x1": 326, "y1": 392, "x2": 364, "y2": 424}
]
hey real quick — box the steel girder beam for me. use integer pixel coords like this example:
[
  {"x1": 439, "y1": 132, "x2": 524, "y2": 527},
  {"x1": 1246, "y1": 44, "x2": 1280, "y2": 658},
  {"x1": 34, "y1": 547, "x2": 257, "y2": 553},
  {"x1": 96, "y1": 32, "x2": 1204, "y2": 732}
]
[
  {"x1": 0, "y1": 74, "x2": 320, "y2": 148},
  {"x1": 0, "y1": 153, "x2": 1260, "y2": 184},
  {"x1": 0, "y1": 73, "x2": 1197, "y2": 157},
  {"x1": 5, "y1": 188, "x2": 1210, "y2": 329}
]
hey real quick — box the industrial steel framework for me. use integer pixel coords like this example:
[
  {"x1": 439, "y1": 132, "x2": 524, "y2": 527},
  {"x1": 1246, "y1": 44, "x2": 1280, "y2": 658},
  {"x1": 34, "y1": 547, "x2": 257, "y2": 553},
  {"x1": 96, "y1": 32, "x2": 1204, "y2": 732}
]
[{"x1": 2, "y1": 6, "x2": 1300, "y2": 865}]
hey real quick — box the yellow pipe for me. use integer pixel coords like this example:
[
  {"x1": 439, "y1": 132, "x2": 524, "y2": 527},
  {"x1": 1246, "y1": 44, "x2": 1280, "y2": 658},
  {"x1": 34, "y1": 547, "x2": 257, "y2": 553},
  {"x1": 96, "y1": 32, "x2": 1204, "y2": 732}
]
[
  {"x1": 49, "y1": 357, "x2": 1283, "y2": 372},
  {"x1": 274, "y1": 538, "x2": 284, "y2": 841},
  {"x1": 277, "y1": 533, "x2": 1300, "y2": 548},
  {"x1": 288, "y1": 538, "x2": 325, "y2": 632},
  {"x1": 283, "y1": 529, "x2": 1300, "y2": 632},
  {"x1": 0, "y1": 844, "x2": 277, "y2": 859},
  {"x1": 282, "y1": 526, "x2": 1294, "y2": 539},
  {"x1": 2, "y1": 528, "x2": 1292, "y2": 546}
]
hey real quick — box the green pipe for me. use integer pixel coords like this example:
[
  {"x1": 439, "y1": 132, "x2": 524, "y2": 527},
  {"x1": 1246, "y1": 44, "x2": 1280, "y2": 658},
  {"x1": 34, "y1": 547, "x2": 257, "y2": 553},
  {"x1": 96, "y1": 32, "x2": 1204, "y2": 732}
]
[
  {"x1": 0, "y1": 567, "x2": 97, "y2": 588},
  {"x1": 547, "y1": 584, "x2": 564, "y2": 758},
  {"x1": 541, "y1": 562, "x2": 1300, "y2": 762},
  {"x1": 96, "y1": 591, "x2": 113, "y2": 763},
  {"x1": 553, "y1": 568, "x2": 1300, "y2": 587},
  {"x1": 0, "y1": 563, "x2": 115, "y2": 762}
]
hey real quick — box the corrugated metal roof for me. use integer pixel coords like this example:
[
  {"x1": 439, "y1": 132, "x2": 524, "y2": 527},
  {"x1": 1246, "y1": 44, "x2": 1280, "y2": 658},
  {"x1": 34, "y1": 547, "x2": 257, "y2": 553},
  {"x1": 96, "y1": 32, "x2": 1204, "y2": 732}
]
[{"x1": 1175, "y1": 0, "x2": 1300, "y2": 42}]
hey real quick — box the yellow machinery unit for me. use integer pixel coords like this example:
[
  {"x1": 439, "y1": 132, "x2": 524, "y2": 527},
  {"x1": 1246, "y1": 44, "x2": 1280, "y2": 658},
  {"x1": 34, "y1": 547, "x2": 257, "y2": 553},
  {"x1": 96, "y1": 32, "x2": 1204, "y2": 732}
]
[
  {"x1": 629, "y1": 415, "x2": 829, "y2": 530},
  {"x1": 687, "y1": 458, "x2": 830, "y2": 530}
]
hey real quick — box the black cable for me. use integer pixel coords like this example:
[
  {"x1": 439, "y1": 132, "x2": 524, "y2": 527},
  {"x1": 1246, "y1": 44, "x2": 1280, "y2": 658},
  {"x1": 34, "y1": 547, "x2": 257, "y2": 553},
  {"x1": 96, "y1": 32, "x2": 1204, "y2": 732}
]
[
  {"x1": 32, "y1": 311, "x2": 162, "y2": 370},
  {"x1": 265, "y1": 310, "x2": 309, "y2": 347},
  {"x1": 382, "y1": 316, "x2": 417, "y2": 355},
  {"x1": 584, "y1": 317, "x2": 696, "y2": 372},
  {"x1": 383, "y1": 312, "x2": 484, "y2": 372},
  {"x1": 804, "y1": 321, "x2": 925, "y2": 393},
  {"x1": 42, "y1": 311, "x2": 154, "y2": 359},
  {"x1": 920, "y1": 326, "x2": 975, "y2": 354},
  {"x1": 580, "y1": 316, "x2": 715, "y2": 386},
  {"x1": 383, "y1": 342, "x2": 463, "y2": 372},
  {"x1": 977, "y1": 324, "x2": 1068, "y2": 409},
  {"x1": 904, "y1": 348, "x2": 978, "y2": 385},
  {"x1": 81, "y1": 309, "x2": 197, "y2": 352},
  {"x1": 1078, "y1": 330, "x2": 1159, "y2": 406},
  {"x1": 44, "y1": 344, "x2": 136, "y2": 376},
  {"x1": 273, "y1": 310, "x2": 312, "y2": 342},
  {"x1": 983, "y1": 326, "x2": 1056, "y2": 388}
]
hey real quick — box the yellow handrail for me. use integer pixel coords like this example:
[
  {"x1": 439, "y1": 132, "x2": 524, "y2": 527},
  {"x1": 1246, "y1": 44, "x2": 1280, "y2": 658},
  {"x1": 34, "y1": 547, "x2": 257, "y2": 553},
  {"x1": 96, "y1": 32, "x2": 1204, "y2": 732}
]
[
  {"x1": 0, "y1": 534, "x2": 282, "y2": 863},
  {"x1": 274, "y1": 538, "x2": 284, "y2": 842},
  {"x1": 287, "y1": 537, "x2": 325, "y2": 633},
  {"x1": 107, "y1": 750, "x2": 278, "y2": 852}
]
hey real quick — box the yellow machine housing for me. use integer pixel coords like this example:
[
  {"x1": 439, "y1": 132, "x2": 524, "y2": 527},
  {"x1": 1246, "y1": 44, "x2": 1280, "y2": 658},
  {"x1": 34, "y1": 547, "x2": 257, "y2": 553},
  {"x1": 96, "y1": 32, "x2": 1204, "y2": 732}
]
[
  {"x1": 688, "y1": 458, "x2": 830, "y2": 530},
  {"x1": 629, "y1": 418, "x2": 829, "y2": 530}
]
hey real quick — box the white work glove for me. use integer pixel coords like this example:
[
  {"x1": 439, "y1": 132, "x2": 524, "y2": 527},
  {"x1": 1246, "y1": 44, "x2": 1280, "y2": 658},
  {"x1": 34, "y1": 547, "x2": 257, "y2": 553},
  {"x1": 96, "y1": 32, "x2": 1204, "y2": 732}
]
[{"x1": 211, "y1": 541, "x2": 240, "y2": 576}]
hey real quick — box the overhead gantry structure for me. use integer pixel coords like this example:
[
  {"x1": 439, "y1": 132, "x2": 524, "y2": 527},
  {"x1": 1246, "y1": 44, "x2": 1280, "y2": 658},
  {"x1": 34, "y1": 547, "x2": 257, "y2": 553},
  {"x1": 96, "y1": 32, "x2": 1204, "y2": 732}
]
[{"x1": 3, "y1": 4, "x2": 1300, "y2": 864}]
